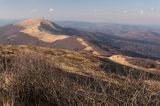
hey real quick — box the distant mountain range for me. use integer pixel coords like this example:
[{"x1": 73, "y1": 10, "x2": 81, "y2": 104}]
[
  {"x1": 56, "y1": 21, "x2": 160, "y2": 59},
  {"x1": 56, "y1": 21, "x2": 160, "y2": 44}
]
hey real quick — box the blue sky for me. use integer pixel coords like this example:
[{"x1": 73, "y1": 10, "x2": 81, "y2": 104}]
[{"x1": 0, "y1": 0, "x2": 160, "y2": 24}]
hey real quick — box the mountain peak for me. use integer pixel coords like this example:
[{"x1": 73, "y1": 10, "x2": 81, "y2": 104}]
[
  {"x1": 15, "y1": 18, "x2": 52, "y2": 27},
  {"x1": 15, "y1": 18, "x2": 63, "y2": 34}
]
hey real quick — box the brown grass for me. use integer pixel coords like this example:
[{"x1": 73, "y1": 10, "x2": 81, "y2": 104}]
[{"x1": 0, "y1": 45, "x2": 160, "y2": 106}]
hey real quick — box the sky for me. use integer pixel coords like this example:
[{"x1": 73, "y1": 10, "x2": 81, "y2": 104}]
[{"x1": 0, "y1": 0, "x2": 160, "y2": 25}]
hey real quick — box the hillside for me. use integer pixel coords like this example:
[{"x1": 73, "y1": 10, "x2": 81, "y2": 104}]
[
  {"x1": 0, "y1": 45, "x2": 160, "y2": 105},
  {"x1": 109, "y1": 55, "x2": 160, "y2": 75},
  {"x1": 57, "y1": 21, "x2": 160, "y2": 59},
  {"x1": 0, "y1": 19, "x2": 159, "y2": 81},
  {"x1": 1, "y1": 18, "x2": 160, "y2": 60},
  {"x1": 1, "y1": 0, "x2": 160, "y2": 106},
  {"x1": 0, "y1": 18, "x2": 100, "y2": 55}
]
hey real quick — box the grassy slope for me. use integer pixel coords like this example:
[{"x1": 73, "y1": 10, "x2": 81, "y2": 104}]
[
  {"x1": 0, "y1": 45, "x2": 160, "y2": 105},
  {"x1": 108, "y1": 55, "x2": 160, "y2": 75}
]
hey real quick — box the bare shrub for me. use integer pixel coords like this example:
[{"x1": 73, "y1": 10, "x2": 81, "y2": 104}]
[{"x1": 0, "y1": 51, "x2": 160, "y2": 106}]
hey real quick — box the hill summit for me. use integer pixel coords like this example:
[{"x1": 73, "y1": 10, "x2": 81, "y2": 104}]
[
  {"x1": 14, "y1": 18, "x2": 69, "y2": 43},
  {"x1": 15, "y1": 18, "x2": 64, "y2": 33},
  {"x1": 0, "y1": 18, "x2": 100, "y2": 55}
]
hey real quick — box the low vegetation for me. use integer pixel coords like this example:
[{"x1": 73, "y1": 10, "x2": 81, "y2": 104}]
[
  {"x1": 0, "y1": 45, "x2": 160, "y2": 106},
  {"x1": 127, "y1": 57, "x2": 160, "y2": 70}
]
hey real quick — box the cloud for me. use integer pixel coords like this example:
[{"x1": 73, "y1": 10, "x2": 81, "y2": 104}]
[
  {"x1": 140, "y1": 10, "x2": 144, "y2": 14},
  {"x1": 49, "y1": 8, "x2": 54, "y2": 12},
  {"x1": 150, "y1": 8, "x2": 155, "y2": 11}
]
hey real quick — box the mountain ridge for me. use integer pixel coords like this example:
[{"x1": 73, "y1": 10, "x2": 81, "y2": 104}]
[{"x1": 0, "y1": 18, "x2": 101, "y2": 55}]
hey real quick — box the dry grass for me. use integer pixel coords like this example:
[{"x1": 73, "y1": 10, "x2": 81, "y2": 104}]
[
  {"x1": 0, "y1": 45, "x2": 159, "y2": 106},
  {"x1": 108, "y1": 55, "x2": 160, "y2": 75},
  {"x1": 15, "y1": 18, "x2": 69, "y2": 43}
]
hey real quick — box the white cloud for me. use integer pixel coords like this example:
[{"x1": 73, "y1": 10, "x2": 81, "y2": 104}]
[
  {"x1": 49, "y1": 8, "x2": 54, "y2": 12},
  {"x1": 140, "y1": 10, "x2": 144, "y2": 14},
  {"x1": 150, "y1": 8, "x2": 155, "y2": 11}
]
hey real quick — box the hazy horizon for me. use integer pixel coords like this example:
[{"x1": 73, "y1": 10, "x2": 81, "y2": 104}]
[{"x1": 0, "y1": 0, "x2": 160, "y2": 25}]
